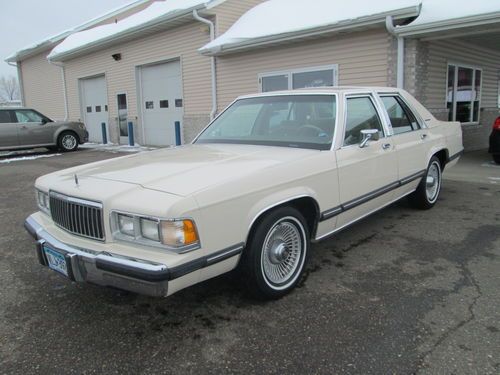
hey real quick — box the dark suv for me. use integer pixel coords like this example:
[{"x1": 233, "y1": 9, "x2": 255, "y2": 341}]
[
  {"x1": 489, "y1": 116, "x2": 500, "y2": 164},
  {"x1": 0, "y1": 107, "x2": 88, "y2": 152}
]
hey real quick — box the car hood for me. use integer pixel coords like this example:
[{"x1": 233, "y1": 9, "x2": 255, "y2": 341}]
[{"x1": 59, "y1": 144, "x2": 319, "y2": 196}]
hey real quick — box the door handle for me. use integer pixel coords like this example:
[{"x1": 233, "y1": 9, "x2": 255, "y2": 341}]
[
  {"x1": 421, "y1": 134, "x2": 428, "y2": 140},
  {"x1": 382, "y1": 143, "x2": 391, "y2": 150}
]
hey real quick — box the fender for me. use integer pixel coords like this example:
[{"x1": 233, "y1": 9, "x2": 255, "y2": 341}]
[
  {"x1": 53, "y1": 124, "x2": 80, "y2": 144},
  {"x1": 245, "y1": 187, "x2": 320, "y2": 244}
]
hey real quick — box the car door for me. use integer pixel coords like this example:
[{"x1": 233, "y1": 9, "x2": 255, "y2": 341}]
[
  {"x1": 334, "y1": 94, "x2": 399, "y2": 228},
  {"x1": 14, "y1": 109, "x2": 54, "y2": 146},
  {"x1": 0, "y1": 110, "x2": 19, "y2": 148},
  {"x1": 378, "y1": 94, "x2": 428, "y2": 193}
]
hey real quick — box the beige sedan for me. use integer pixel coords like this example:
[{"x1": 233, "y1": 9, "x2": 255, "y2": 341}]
[{"x1": 25, "y1": 87, "x2": 463, "y2": 299}]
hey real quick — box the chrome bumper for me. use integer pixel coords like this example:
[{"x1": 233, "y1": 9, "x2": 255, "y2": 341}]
[
  {"x1": 25, "y1": 215, "x2": 170, "y2": 297},
  {"x1": 24, "y1": 215, "x2": 244, "y2": 297}
]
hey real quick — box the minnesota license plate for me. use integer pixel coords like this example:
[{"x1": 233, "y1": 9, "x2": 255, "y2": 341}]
[{"x1": 43, "y1": 246, "x2": 68, "y2": 277}]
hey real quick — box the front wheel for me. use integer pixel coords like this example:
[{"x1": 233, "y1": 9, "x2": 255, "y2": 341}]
[
  {"x1": 58, "y1": 131, "x2": 79, "y2": 152},
  {"x1": 408, "y1": 156, "x2": 442, "y2": 210},
  {"x1": 240, "y1": 207, "x2": 309, "y2": 300},
  {"x1": 493, "y1": 154, "x2": 500, "y2": 165}
]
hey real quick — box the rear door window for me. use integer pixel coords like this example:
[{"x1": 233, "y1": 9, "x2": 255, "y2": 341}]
[
  {"x1": 0, "y1": 111, "x2": 12, "y2": 124},
  {"x1": 380, "y1": 96, "x2": 420, "y2": 134},
  {"x1": 14, "y1": 110, "x2": 44, "y2": 123}
]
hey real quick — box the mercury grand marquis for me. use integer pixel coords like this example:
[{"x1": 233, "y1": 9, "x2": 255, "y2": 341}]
[{"x1": 25, "y1": 87, "x2": 463, "y2": 299}]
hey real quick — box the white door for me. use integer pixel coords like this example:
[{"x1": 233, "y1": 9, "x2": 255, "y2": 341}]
[
  {"x1": 140, "y1": 61, "x2": 183, "y2": 146},
  {"x1": 81, "y1": 75, "x2": 108, "y2": 143},
  {"x1": 335, "y1": 95, "x2": 399, "y2": 227}
]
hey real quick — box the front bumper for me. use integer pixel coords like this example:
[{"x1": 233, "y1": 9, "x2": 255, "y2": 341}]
[{"x1": 24, "y1": 215, "x2": 244, "y2": 297}]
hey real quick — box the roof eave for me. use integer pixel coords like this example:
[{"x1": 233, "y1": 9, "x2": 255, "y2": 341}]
[
  {"x1": 394, "y1": 11, "x2": 500, "y2": 37},
  {"x1": 48, "y1": 3, "x2": 208, "y2": 62},
  {"x1": 199, "y1": 5, "x2": 421, "y2": 56}
]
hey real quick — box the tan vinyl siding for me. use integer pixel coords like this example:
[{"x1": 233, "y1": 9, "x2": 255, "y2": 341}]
[
  {"x1": 216, "y1": 28, "x2": 390, "y2": 110},
  {"x1": 20, "y1": 52, "x2": 66, "y2": 120},
  {"x1": 211, "y1": 0, "x2": 265, "y2": 36},
  {"x1": 63, "y1": 21, "x2": 213, "y2": 122},
  {"x1": 425, "y1": 39, "x2": 500, "y2": 110}
]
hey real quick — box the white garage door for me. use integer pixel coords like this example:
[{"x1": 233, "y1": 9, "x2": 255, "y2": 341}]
[
  {"x1": 139, "y1": 61, "x2": 183, "y2": 146},
  {"x1": 81, "y1": 75, "x2": 108, "y2": 143}
]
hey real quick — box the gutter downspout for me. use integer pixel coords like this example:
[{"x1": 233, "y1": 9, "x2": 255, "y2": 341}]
[
  {"x1": 48, "y1": 60, "x2": 69, "y2": 121},
  {"x1": 7, "y1": 61, "x2": 25, "y2": 106},
  {"x1": 385, "y1": 16, "x2": 404, "y2": 89},
  {"x1": 193, "y1": 9, "x2": 217, "y2": 120}
]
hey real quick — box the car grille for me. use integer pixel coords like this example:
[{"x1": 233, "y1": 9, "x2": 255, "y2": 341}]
[{"x1": 49, "y1": 191, "x2": 104, "y2": 240}]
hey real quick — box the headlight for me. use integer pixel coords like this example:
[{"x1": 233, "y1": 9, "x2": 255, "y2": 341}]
[
  {"x1": 140, "y1": 218, "x2": 160, "y2": 241},
  {"x1": 117, "y1": 214, "x2": 135, "y2": 237},
  {"x1": 111, "y1": 212, "x2": 200, "y2": 252},
  {"x1": 36, "y1": 189, "x2": 50, "y2": 215}
]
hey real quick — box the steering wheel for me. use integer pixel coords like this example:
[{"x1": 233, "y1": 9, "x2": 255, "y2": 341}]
[{"x1": 296, "y1": 124, "x2": 326, "y2": 137}]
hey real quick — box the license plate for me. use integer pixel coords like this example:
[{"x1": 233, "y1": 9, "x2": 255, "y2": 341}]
[{"x1": 43, "y1": 246, "x2": 68, "y2": 277}]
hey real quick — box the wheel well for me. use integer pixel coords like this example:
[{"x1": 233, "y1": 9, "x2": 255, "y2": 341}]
[
  {"x1": 433, "y1": 149, "x2": 448, "y2": 170},
  {"x1": 247, "y1": 197, "x2": 320, "y2": 244}
]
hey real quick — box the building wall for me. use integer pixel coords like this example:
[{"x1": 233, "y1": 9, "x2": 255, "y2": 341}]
[
  {"x1": 406, "y1": 38, "x2": 500, "y2": 151},
  {"x1": 215, "y1": 28, "x2": 391, "y2": 111},
  {"x1": 20, "y1": 51, "x2": 66, "y2": 120},
  {"x1": 63, "y1": 21, "x2": 213, "y2": 144},
  {"x1": 211, "y1": 0, "x2": 265, "y2": 36}
]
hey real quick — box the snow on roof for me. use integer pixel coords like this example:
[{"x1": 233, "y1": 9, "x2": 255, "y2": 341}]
[
  {"x1": 5, "y1": 0, "x2": 151, "y2": 62},
  {"x1": 48, "y1": 0, "x2": 211, "y2": 61},
  {"x1": 200, "y1": 0, "x2": 421, "y2": 54},
  {"x1": 396, "y1": 0, "x2": 500, "y2": 32}
]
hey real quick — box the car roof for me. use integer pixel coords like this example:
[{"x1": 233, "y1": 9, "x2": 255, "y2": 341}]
[
  {"x1": 237, "y1": 86, "x2": 403, "y2": 100},
  {"x1": 0, "y1": 107, "x2": 30, "y2": 110}
]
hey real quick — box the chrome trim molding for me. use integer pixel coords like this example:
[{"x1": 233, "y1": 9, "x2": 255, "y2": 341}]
[
  {"x1": 319, "y1": 170, "x2": 426, "y2": 221},
  {"x1": 24, "y1": 215, "x2": 243, "y2": 297},
  {"x1": 448, "y1": 149, "x2": 464, "y2": 162}
]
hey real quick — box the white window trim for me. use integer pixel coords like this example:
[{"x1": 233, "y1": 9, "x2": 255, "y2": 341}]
[
  {"x1": 445, "y1": 62, "x2": 483, "y2": 125},
  {"x1": 258, "y1": 64, "x2": 338, "y2": 92}
]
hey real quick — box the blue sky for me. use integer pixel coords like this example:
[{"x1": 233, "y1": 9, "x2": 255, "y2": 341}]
[{"x1": 0, "y1": 0, "x2": 133, "y2": 78}]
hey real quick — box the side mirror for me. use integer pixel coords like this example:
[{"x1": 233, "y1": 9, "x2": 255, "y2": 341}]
[
  {"x1": 359, "y1": 129, "x2": 379, "y2": 148},
  {"x1": 40, "y1": 118, "x2": 48, "y2": 125}
]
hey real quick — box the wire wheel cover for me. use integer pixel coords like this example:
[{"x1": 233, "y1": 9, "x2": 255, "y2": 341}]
[{"x1": 261, "y1": 218, "x2": 303, "y2": 285}]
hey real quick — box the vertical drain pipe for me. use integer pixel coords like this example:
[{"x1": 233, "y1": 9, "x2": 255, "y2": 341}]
[
  {"x1": 193, "y1": 9, "x2": 217, "y2": 120},
  {"x1": 386, "y1": 16, "x2": 404, "y2": 89}
]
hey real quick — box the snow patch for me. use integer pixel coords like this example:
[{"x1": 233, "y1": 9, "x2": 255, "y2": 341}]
[
  {"x1": 49, "y1": 0, "x2": 209, "y2": 59},
  {"x1": 0, "y1": 154, "x2": 62, "y2": 164},
  {"x1": 200, "y1": 0, "x2": 420, "y2": 53},
  {"x1": 79, "y1": 143, "x2": 157, "y2": 153}
]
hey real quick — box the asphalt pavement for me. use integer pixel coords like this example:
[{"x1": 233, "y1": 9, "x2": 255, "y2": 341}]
[{"x1": 0, "y1": 147, "x2": 499, "y2": 374}]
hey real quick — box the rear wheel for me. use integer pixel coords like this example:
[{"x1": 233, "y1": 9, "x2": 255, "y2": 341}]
[
  {"x1": 57, "y1": 131, "x2": 79, "y2": 152},
  {"x1": 493, "y1": 154, "x2": 500, "y2": 165},
  {"x1": 240, "y1": 206, "x2": 309, "y2": 300},
  {"x1": 408, "y1": 156, "x2": 442, "y2": 210}
]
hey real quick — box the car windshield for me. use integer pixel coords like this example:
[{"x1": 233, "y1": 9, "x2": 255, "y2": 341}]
[{"x1": 195, "y1": 95, "x2": 337, "y2": 150}]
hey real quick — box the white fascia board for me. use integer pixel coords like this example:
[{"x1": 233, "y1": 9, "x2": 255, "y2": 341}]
[
  {"x1": 199, "y1": 5, "x2": 421, "y2": 56},
  {"x1": 394, "y1": 11, "x2": 500, "y2": 37},
  {"x1": 48, "y1": 4, "x2": 208, "y2": 62},
  {"x1": 5, "y1": 0, "x2": 151, "y2": 63}
]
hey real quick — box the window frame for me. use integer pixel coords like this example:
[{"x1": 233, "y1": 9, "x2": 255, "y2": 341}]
[
  {"x1": 341, "y1": 93, "x2": 388, "y2": 149},
  {"x1": 445, "y1": 62, "x2": 483, "y2": 124},
  {"x1": 258, "y1": 64, "x2": 339, "y2": 92}
]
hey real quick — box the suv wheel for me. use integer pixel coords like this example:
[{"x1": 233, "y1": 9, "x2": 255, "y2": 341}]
[{"x1": 58, "y1": 131, "x2": 79, "y2": 152}]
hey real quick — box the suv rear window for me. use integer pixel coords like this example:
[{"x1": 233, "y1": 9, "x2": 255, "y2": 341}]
[{"x1": 0, "y1": 111, "x2": 12, "y2": 124}]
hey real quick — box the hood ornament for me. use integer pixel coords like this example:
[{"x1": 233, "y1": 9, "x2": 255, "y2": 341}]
[{"x1": 74, "y1": 174, "x2": 79, "y2": 186}]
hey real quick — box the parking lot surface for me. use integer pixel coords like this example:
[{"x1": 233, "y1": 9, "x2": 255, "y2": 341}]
[{"x1": 0, "y1": 148, "x2": 499, "y2": 374}]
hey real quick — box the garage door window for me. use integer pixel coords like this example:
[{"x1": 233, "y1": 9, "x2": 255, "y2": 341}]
[
  {"x1": 260, "y1": 65, "x2": 337, "y2": 93},
  {"x1": 447, "y1": 63, "x2": 482, "y2": 123}
]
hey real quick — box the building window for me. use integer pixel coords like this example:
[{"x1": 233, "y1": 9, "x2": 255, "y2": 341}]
[
  {"x1": 160, "y1": 100, "x2": 169, "y2": 108},
  {"x1": 259, "y1": 65, "x2": 337, "y2": 93},
  {"x1": 447, "y1": 63, "x2": 482, "y2": 123}
]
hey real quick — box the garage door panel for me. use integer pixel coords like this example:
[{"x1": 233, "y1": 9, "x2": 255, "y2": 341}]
[
  {"x1": 140, "y1": 61, "x2": 183, "y2": 147},
  {"x1": 81, "y1": 76, "x2": 108, "y2": 143}
]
